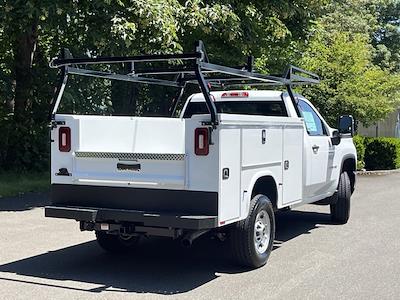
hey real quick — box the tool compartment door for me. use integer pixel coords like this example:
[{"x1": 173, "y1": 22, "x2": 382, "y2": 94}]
[
  {"x1": 282, "y1": 125, "x2": 304, "y2": 205},
  {"x1": 218, "y1": 128, "x2": 241, "y2": 223}
]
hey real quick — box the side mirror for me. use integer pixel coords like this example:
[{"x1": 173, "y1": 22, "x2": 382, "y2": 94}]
[
  {"x1": 331, "y1": 130, "x2": 341, "y2": 146},
  {"x1": 338, "y1": 115, "x2": 355, "y2": 136}
]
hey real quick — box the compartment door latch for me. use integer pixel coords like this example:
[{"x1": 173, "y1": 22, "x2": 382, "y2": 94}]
[
  {"x1": 222, "y1": 168, "x2": 230, "y2": 180},
  {"x1": 284, "y1": 160, "x2": 289, "y2": 170}
]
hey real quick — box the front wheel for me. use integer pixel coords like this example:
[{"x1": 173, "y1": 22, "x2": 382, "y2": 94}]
[
  {"x1": 230, "y1": 194, "x2": 275, "y2": 268},
  {"x1": 95, "y1": 231, "x2": 140, "y2": 253},
  {"x1": 330, "y1": 172, "x2": 351, "y2": 224}
]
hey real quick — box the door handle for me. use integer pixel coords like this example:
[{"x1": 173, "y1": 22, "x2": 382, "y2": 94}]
[
  {"x1": 117, "y1": 163, "x2": 141, "y2": 171},
  {"x1": 312, "y1": 145, "x2": 319, "y2": 153}
]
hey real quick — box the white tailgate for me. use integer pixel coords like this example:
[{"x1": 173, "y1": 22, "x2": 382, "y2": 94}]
[{"x1": 51, "y1": 115, "x2": 186, "y2": 190}]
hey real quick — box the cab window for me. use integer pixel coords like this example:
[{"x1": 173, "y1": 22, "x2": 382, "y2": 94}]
[
  {"x1": 183, "y1": 101, "x2": 287, "y2": 118},
  {"x1": 297, "y1": 100, "x2": 327, "y2": 136}
]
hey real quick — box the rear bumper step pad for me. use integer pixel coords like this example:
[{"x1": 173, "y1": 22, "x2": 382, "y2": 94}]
[
  {"x1": 45, "y1": 206, "x2": 218, "y2": 230},
  {"x1": 51, "y1": 184, "x2": 218, "y2": 216}
]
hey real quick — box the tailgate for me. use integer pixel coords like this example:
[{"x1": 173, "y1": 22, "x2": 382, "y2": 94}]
[{"x1": 51, "y1": 115, "x2": 186, "y2": 190}]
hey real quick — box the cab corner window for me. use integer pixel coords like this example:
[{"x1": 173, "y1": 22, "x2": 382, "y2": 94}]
[{"x1": 297, "y1": 100, "x2": 326, "y2": 136}]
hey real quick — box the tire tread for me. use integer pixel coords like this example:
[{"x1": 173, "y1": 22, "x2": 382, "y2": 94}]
[
  {"x1": 330, "y1": 172, "x2": 351, "y2": 224},
  {"x1": 230, "y1": 194, "x2": 275, "y2": 268}
]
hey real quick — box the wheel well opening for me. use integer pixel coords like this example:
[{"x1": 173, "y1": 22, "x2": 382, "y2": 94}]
[
  {"x1": 251, "y1": 176, "x2": 278, "y2": 209},
  {"x1": 342, "y1": 158, "x2": 356, "y2": 193}
]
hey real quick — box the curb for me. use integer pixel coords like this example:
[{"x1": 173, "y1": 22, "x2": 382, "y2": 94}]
[{"x1": 356, "y1": 169, "x2": 400, "y2": 176}]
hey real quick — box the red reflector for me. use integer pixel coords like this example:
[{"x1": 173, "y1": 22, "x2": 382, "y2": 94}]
[
  {"x1": 194, "y1": 127, "x2": 209, "y2": 156},
  {"x1": 59, "y1": 127, "x2": 71, "y2": 152},
  {"x1": 221, "y1": 91, "x2": 249, "y2": 98}
]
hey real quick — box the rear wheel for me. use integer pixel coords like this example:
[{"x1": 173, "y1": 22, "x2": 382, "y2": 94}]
[
  {"x1": 230, "y1": 194, "x2": 275, "y2": 268},
  {"x1": 95, "y1": 231, "x2": 140, "y2": 253},
  {"x1": 330, "y1": 172, "x2": 351, "y2": 224}
]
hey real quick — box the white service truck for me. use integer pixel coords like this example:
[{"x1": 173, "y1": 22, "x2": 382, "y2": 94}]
[{"x1": 46, "y1": 41, "x2": 357, "y2": 268}]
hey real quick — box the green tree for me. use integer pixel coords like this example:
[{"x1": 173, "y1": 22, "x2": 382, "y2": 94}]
[
  {"x1": 299, "y1": 0, "x2": 400, "y2": 127},
  {"x1": 0, "y1": 0, "x2": 329, "y2": 171},
  {"x1": 373, "y1": 0, "x2": 400, "y2": 71}
]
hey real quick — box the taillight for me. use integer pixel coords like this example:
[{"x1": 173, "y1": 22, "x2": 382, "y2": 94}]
[
  {"x1": 59, "y1": 127, "x2": 71, "y2": 152},
  {"x1": 194, "y1": 128, "x2": 209, "y2": 156}
]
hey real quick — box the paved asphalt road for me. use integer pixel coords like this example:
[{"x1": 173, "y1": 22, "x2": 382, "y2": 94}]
[{"x1": 0, "y1": 174, "x2": 399, "y2": 300}]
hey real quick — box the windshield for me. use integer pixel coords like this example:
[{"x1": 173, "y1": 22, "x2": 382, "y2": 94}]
[{"x1": 183, "y1": 101, "x2": 287, "y2": 118}]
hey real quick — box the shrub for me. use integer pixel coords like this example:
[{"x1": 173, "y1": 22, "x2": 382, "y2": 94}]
[
  {"x1": 0, "y1": 119, "x2": 49, "y2": 172},
  {"x1": 352, "y1": 135, "x2": 365, "y2": 170},
  {"x1": 364, "y1": 137, "x2": 400, "y2": 170}
]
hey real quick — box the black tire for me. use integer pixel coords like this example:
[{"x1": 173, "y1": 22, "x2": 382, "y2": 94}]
[
  {"x1": 330, "y1": 172, "x2": 351, "y2": 224},
  {"x1": 230, "y1": 194, "x2": 275, "y2": 268},
  {"x1": 95, "y1": 231, "x2": 140, "y2": 253}
]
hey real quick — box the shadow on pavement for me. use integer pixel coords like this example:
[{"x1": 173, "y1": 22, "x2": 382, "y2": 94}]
[
  {"x1": 0, "y1": 208, "x2": 332, "y2": 294},
  {"x1": 274, "y1": 208, "x2": 332, "y2": 248},
  {"x1": 0, "y1": 193, "x2": 50, "y2": 212}
]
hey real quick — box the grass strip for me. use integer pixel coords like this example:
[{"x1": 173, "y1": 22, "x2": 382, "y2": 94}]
[{"x1": 0, "y1": 172, "x2": 50, "y2": 198}]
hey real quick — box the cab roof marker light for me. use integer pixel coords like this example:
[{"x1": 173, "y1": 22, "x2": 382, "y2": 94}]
[{"x1": 221, "y1": 91, "x2": 249, "y2": 98}]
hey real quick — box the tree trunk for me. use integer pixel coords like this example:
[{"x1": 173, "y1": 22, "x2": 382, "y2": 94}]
[
  {"x1": 3, "y1": 21, "x2": 39, "y2": 170},
  {"x1": 3, "y1": 80, "x2": 16, "y2": 113},
  {"x1": 13, "y1": 21, "x2": 38, "y2": 120}
]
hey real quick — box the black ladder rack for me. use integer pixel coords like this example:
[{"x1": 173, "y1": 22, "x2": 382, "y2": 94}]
[{"x1": 49, "y1": 40, "x2": 320, "y2": 126}]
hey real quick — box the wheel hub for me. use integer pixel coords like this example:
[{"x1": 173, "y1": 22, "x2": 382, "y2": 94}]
[{"x1": 254, "y1": 210, "x2": 271, "y2": 254}]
